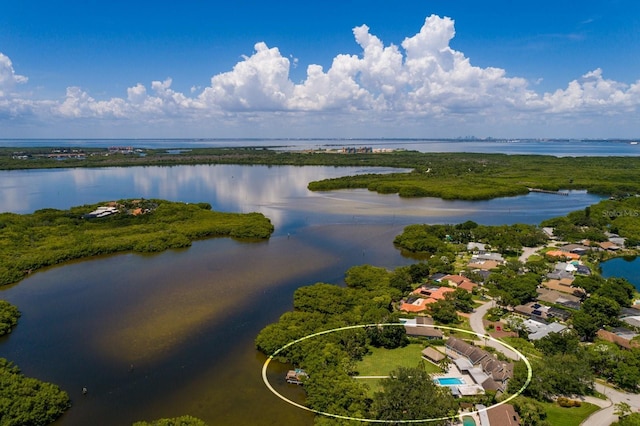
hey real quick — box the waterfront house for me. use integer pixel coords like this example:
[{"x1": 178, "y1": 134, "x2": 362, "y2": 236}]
[{"x1": 445, "y1": 337, "x2": 513, "y2": 393}]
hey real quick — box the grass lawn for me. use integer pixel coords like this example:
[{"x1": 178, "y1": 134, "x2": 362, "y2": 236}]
[
  {"x1": 355, "y1": 343, "x2": 442, "y2": 376},
  {"x1": 541, "y1": 401, "x2": 601, "y2": 426},
  {"x1": 354, "y1": 343, "x2": 443, "y2": 396}
]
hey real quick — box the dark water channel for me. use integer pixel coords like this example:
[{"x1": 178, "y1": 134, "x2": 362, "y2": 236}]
[{"x1": 0, "y1": 165, "x2": 604, "y2": 425}]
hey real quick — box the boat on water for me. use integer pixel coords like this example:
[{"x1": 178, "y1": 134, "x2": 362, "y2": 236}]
[{"x1": 630, "y1": 141, "x2": 638, "y2": 145}]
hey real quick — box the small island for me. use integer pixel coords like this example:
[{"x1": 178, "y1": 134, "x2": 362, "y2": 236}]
[{"x1": 0, "y1": 198, "x2": 274, "y2": 286}]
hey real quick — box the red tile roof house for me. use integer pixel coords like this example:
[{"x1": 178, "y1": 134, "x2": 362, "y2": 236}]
[
  {"x1": 545, "y1": 250, "x2": 581, "y2": 261},
  {"x1": 440, "y1": 275, "x2": 479, "y2": 292},
  {"x1": 400, "y1": 286, "x2": 456, "y2": 312},
  {"x1": 599, "y1": 241, "x2": 621, "y2": 251}
]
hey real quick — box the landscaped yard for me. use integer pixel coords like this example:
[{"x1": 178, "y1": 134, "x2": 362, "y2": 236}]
[
  {"x1": 541, "y1": 401, "x2": 601, "y2": 426},
  {"x1": 353, "y1": 343, "x2": 443, "y2": 395},
  {"x1": 355, "y1": 343, "x2": 443, "y2": 377}
]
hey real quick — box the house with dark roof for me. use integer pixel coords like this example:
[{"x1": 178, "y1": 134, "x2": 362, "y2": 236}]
[
  {"x1": 445, "y1": 337, "x2": 513, "y2": 393},
  {"x1": 559, "y1": 244, "x2": 590, "y2": 255},
  {"x1": 487, "y1": 403, "x2": 521, "y2": 426},
  {"x1": 404, "y1": 326, "x2": 443, "y2": 339},
  {"x1": 430, "y1": 272, "x2": 448, "y2": 282},
  {"x1": 575, "y1": 264, "x2": 592, "y2": 275}
]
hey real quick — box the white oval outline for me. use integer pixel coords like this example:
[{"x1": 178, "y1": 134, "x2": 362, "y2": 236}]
[{"x1": 261, "y1": 323, "x2": 532, "y2": 423}]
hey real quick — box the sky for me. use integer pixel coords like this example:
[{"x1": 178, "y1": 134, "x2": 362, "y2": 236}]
[{"x1": 1, "y1": 0, "x2": 639, "y2": 139}]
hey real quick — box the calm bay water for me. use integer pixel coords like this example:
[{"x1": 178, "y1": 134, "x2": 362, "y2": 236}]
[
  {"x1": 601, "y1": 256, "x2": 640, "y2": 291},
  {"x1": 0, "y1": 158, "x2": 615, "y2": 425}
]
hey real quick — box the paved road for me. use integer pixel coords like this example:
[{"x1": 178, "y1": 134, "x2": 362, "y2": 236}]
[
  {"x1": 468, "y1": 300, "x2": 520, "y2": 360},
  {"x1": 580, "y1": 382, "x2": 640, "y2": 426},
  {"x1": 469, "y1": 298, "x2": 640, "y2": 425}
]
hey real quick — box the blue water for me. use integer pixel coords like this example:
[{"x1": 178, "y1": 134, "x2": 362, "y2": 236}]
[
  {"x1": 462, "y1": 416, "x2": 477, "y2": 426},
  {"x1": 1, "y1": 138, "x2": 639, "y2": 157},
  {"x1": 600, "y1": 256, "x2": 640, "y2": 291},
  {"x1": 436, "y1": 377, "x2": 465, "y2": 385}
]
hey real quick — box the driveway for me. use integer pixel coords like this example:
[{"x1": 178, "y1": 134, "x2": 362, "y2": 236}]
[
  {"x1": 518, "y1": 245, "x2": 544, "y2": 263},
  {"x1": 580, "y1": 382, "x2": 640, "y2": 425}
]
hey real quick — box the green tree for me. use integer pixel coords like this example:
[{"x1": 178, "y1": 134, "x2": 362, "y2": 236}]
[
  {"x1": 132, "y1": 416, "x2": 207, "y2": 426},
  {"x1": 444, "y1": 288, "x2": 475, "y2": 313},
  {"x1": 429, "y1": 299, "x2": 459, "y2": 324},
  {"x1": 0, "y1": 300, "x2": 20, "y2": 335},
  {"x1": 615, "y1": 402, "x2": 633, "y2": 418},
  {"x1": 595, "y1": 278, "x2": 636, "y2": 307},
  {"x1": 582, "y1": 295, "x2": 621, "y2": 327},
  {"x1": 512, "y1": 396, "x2": 551, "y2": 426},
  {"x1": 0, "y1": 358, "x2": 71, "y2": 426},
  {"x1": 612, "y1": 413, "x2": 640, "y2": 426},
  {"x1": 389, "y1": 267, "x2": 413, "y2": 293},
  {"x1": 366, "y1": 324, "x2": 408, "y2": 349},
  {"x1": 304, "y1": 369, "x2": 370, "y2": 419},
  {"x1": 372, "y1": 366, "x2": 457, "y2": 425},
  {"x1": 572, "y1": 311, "x2": 600, "y2": 342},
  {"x1": 534, "y1": 330, "x2": 580, "y2": 356},
  {"x1": 345, "y1": 265, "x2": 391, "y2": 291}
]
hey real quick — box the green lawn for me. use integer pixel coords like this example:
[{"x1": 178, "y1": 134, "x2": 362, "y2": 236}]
[
  {"x1": 541, "y1": 401, "x2": 601, "y2": 426},
  {"x1": 353, "y1": 343, "x2": 444, "y2": 395},
  {"x1": 355, "y1": 343, "x2": 442, "y2": 376}
]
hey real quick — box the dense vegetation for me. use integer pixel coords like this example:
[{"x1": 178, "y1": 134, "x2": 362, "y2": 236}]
[
  {"x1": 0, "y1": 199, "x2": 273, "y2": 286},
  {"x1": 0, "y1": 358, "x2": 70, "y2": 426},
  {"x1": 132, "y1": 416, "x2": 207, "y2": 426},
  {"x1": 307, "y1": 153, "x2": 640, "y2": 200},
  {"x1": 4, "y1": 147, "x2": 640, "y2": 200},
  {"x1": 541, "y1": 195, "x2": 640, "y2": 246},
  {"x1": 0, "y1": 301, "x2": 20, "y2": 336},
  {"x1": 256, "y1": 265, "x2": 463, "y2": 424},
  {"x1": 393, "y1": 221, "x2": 548, "y2": 255}
]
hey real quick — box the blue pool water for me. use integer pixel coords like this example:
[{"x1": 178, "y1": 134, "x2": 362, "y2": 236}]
[
  {"x1": 435, "y1": 377, "x2": 465, "y2": 385},
  {"x1": 462, "y1": 416, "x2": 477, "y2": 426}
]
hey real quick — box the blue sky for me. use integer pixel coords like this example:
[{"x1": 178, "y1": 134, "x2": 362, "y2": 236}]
[{"x1": 1, "y1": 0, "x2": 639, "y2": 139}]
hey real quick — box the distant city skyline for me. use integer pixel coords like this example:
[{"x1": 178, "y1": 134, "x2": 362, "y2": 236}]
[{"x1": 1, "y1": 1, "x2": 639, "y2": 139}]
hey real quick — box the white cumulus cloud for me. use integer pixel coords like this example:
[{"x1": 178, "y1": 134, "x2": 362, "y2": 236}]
[
  {"x1": 0, "y1": 14, "x2": 639, "y2": 137},
  {"x1": 0, "y1": 53, "x2": 28, "y2": 96}
]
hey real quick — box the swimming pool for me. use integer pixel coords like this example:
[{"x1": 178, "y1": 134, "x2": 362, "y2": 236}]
[
  {"x1": 462, "y1": 416, "x2": 477, "y2": 426},
  {"x1": 435, "y1": 377, "x2": 465, "y2": 386}
]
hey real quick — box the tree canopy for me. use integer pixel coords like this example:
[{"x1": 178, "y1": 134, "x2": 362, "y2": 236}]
[
  {"x1": 372, "y1": 366, "x2": 457, "y2": 425},
  {"x1": 0, "y1": 300, "x2": 20, "y2": 336},
  {"x1": 0, "y1": 358, "x2": 71, "y2": 426}
]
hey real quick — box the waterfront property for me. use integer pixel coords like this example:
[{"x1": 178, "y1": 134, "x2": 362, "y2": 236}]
[{"x1": 444, "y1": 337, "x2": 513, "y2": 395}]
